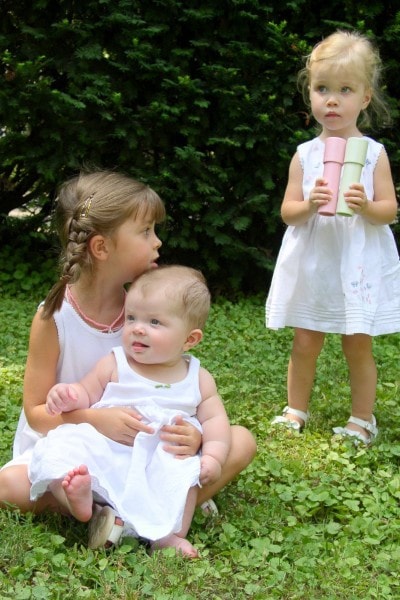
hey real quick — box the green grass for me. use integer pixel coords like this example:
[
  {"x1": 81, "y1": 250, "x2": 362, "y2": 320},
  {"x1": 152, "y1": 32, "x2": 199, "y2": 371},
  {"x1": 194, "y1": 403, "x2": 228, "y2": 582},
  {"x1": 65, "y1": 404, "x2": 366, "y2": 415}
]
[{"x1": 1, "y1": 294, "x2": 400, "y2": 599}]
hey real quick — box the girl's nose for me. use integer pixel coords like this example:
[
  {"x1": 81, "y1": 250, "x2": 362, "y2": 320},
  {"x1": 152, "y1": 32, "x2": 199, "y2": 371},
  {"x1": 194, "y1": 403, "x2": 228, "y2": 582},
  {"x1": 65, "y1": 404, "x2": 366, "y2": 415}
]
[{"x1": 326, "y1": 94, "x2": 338, "y2": 106}]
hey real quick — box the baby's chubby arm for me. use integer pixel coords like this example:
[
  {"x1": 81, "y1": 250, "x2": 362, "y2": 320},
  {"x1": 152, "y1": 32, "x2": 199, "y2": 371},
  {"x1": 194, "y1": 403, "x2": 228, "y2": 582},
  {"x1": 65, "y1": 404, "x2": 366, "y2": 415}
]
[
  {"x1": 45, "y1": 353, "x2": 117, "y2": 416},
  {"x1": 46, "y1": 382, "x2": 89, "y2": 415},
  {"x1": 197, "y1": 367, "x2": 231, "y2": 486},
  {"x1": 200, "y1": 454, "x2": 224, "y2": 485}
]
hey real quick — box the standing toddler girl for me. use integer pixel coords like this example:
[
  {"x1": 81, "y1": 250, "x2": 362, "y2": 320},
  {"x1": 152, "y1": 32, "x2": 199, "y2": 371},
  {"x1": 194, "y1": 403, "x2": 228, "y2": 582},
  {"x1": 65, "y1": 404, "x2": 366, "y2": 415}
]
[{"x1": 266, "y1": 30, "x2": 400, "y2": 444}]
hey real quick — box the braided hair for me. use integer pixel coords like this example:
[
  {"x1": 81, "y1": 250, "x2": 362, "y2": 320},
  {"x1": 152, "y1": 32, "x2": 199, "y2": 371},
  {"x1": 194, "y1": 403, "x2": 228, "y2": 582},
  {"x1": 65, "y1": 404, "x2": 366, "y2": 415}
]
[{"x1": 42, "y1": 171, "x2": 165, "y2": 319}]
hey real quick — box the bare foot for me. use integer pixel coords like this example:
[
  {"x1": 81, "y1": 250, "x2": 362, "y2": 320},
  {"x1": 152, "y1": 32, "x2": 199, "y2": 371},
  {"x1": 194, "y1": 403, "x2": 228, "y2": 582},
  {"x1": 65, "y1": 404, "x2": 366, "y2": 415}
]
[
  {"x1": 151, "y1": 534, "x2": 199, "y2": 558},
  {"x1": 62, "y1": 465, "x2": 93, "y2": 522}
]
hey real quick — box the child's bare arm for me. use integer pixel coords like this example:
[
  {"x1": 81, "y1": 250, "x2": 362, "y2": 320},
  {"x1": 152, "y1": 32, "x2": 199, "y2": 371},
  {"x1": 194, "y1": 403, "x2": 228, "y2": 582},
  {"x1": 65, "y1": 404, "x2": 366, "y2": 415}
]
[
  {"x1": 23, "y1": 314, "x2": 149, "y2": 443},
  {"x1": 346, "y1": 150, "x2": 397, "y2": 224},
  {"x1": 197, "y1": 367, "x2": 231, "y2": 485},
  {"x1": 46, "y1": 382, "x2": 90, "y2": 415},
  {"x1": 281, "y1": 152, "x2": 319, "y2": 226},
  {"x1": 46, "y1": 353, "x2": 117, "y2": 416}
]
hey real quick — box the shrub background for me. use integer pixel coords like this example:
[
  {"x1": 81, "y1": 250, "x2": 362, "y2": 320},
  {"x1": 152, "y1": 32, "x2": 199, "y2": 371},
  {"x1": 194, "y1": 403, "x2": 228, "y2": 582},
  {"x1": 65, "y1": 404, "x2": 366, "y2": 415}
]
[{"x1": 1, "y1": 0, "x2": 399, "y2": 296}]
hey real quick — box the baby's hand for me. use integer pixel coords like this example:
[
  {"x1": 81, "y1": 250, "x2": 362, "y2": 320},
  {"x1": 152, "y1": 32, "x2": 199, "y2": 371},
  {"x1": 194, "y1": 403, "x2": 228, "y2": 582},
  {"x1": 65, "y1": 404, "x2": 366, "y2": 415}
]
[
  {"x1": 46, "y1": 384, "x2": 78, "y2": 415},
  {"x1": 200, "y1": 455, "x2": 222, "y2": 486},
  {"x1": 160, "y1": 415, "x2": 202, "y2": 458}
]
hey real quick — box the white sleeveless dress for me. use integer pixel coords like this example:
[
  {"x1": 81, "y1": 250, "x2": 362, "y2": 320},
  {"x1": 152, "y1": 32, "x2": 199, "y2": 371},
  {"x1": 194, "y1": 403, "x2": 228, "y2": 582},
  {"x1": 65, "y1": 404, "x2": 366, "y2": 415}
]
[
  {"x1": 29, "y1": 347, "x2": 201, "y2": 541},
  {"x1": 265, "y1": 136, "x2": 400, "y2": 335},
  {"x1": 1, "y1": 300, "x2": 123, "y2": 469}
]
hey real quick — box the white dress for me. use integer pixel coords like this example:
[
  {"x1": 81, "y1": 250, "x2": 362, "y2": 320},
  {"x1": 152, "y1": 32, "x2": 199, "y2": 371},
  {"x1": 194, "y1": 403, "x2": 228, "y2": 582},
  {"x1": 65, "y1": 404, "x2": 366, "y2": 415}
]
[
  {"x1": 1, "y1": 300, "x2": 123, "y2": 469},
  {"x1": 29, "y1": 347, "x2": 201, "y2": 541},
  {"x1": 265, "y1": 136, "x2": 400, "y2": 335}
]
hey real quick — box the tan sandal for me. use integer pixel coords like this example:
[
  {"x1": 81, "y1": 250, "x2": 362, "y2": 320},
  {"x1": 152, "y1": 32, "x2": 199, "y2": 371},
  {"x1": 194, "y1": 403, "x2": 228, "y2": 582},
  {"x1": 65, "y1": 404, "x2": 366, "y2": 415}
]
[{"x1": 88, "y1": 504, "x2": 125, "y2": 549}]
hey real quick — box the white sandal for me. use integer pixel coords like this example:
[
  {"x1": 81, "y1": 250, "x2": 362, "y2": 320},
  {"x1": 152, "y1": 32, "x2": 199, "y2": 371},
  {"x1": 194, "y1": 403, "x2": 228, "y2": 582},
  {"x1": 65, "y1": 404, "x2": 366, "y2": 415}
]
[
  {"x1": 332, "y1": 415, "x2": 378, "y2": 446},
  {"x1": 200, "y1": 499, "x2": 219, "y2": 516},
  {"x1": 88, "y1": 504, "x2": 125, "y2": 549},
  {"x1": 271, "y1": 406, "x2": 309, "y2": 431}
]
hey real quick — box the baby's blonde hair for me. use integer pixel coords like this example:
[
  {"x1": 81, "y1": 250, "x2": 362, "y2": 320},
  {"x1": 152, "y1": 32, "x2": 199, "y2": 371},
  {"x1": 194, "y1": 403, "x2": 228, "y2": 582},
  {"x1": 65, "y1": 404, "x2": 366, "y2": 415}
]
[
  {"x1": 298, "y1": 30, "x2": 391, "y2": 130},
  {"x1": 42, "y1": 171, "x2": 165, "y2": 319},
  {"x1": 128, "y1": 265, "x2": 211, "y2": 330}
]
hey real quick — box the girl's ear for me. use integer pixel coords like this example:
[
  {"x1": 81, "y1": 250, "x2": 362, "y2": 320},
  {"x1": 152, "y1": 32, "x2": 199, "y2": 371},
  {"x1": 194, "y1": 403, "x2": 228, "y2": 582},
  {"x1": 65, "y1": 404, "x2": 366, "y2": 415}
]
[
  {"x1": 88, "y1": 234, "x2": 109, "y2": 260},
  {"x1": 183, "y1": 329, "x2": 203, "y2": 351},
  {"x1": 362, "y1": 88, "x2": 372, "y2": 109}
]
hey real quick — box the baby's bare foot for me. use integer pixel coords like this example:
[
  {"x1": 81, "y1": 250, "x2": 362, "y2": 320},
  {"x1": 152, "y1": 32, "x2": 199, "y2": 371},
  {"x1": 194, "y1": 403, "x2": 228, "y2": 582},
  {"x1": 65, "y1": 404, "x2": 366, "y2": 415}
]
[
  {"x1": 62, "y1": 465, "x2": 93, "y2": 522},
  {"x1": 151, "y1": 534, "x2": 199, "y2": 558}
]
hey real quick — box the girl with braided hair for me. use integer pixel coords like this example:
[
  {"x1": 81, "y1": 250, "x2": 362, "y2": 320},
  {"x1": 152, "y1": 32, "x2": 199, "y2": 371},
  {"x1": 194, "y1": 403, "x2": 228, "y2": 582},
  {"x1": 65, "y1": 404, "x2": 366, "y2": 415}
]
[{"x1": 0, "y1": 170, "x2": 256, "y2": 548}]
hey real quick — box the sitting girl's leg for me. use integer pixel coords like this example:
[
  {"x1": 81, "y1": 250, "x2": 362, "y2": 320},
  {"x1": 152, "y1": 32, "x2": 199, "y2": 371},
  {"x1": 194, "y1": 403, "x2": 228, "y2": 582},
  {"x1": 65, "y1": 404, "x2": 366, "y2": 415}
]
[
  {"x1": 151, "y1": 486, "x2": 198, "y2": 558},
  {"x1": 197, "y1": 424, "x2": 256, "y2": 506},
  {"x1": 0, "y1": 464, "x2": 60, "y2": 514}
]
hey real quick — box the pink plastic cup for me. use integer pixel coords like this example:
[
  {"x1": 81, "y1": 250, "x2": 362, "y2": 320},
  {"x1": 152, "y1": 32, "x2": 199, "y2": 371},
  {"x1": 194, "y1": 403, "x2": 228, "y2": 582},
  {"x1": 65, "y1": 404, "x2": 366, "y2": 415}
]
[{"x1": 318, "y1": 137, "x2": 346, "y2": 216}]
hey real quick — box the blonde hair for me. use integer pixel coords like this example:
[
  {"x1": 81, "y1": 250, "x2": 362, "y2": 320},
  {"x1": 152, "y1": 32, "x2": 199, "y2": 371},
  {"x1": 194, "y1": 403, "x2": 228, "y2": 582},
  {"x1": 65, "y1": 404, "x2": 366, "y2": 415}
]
[
  {"x1": 42, "y1": 171, "x2": 166, "y2": 319},
  {"x1": 128, "y1": 265, "x2": 211, "y2": 330},
  {"x1": 298, "y1": 30, "x2": 391, "y2": 130}
]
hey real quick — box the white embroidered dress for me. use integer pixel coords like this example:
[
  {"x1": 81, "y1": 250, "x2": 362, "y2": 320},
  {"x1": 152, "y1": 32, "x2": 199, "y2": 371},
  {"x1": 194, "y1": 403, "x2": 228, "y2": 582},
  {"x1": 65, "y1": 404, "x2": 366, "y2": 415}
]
[
  {"x1": 29, "y1": 347, "x2": 201, "y2": 541},
  {"x1": 265, "y1": 136, "x2": 400, "y2": 335}
]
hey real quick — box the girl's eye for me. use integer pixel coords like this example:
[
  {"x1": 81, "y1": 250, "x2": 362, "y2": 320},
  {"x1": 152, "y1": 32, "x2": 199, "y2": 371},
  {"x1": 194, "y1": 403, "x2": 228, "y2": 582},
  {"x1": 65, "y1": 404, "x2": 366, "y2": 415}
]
[
  {"x1": 316, "y1": 85, "x2": 327, "y2": 93},
  {"x1": 150, "y1": 318, "x2": 160, "y2": 326},
  {"x1": 126, "y1": 314, "x2": 135, "y2": 322},
  {"x1": 341, "y1": 86, "x2": 351, "y2": 93}
]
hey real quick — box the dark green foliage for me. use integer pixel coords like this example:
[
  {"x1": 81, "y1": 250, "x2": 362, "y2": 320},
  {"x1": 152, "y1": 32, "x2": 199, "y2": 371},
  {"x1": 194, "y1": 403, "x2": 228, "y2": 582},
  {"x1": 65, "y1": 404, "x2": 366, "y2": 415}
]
[
  {"x1": 0, "y1": 216, "x2": 58, "y2": 298},
  {"x1": 1, "y1": 1, "x2": 399, "y2": 294}
]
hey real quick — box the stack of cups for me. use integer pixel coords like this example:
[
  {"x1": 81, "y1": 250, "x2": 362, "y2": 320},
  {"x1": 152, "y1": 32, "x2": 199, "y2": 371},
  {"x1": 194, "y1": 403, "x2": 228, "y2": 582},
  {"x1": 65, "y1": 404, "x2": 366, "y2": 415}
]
[{"x1": 318, "y1": 136, "x2": 368, "y2": 217}]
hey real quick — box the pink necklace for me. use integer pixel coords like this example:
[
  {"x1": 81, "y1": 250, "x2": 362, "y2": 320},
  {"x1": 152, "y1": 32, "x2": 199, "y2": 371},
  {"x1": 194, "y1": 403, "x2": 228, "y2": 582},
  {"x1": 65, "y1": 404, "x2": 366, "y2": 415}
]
[{"x1": 65, "y1": 285, "x2": 126, "y2": 333}]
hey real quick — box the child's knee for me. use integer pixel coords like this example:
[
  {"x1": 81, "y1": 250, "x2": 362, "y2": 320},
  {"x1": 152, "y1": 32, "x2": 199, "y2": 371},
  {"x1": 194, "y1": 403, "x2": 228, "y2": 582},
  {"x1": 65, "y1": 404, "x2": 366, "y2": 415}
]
[
  {"x1": 0, "y1": 465, "x2": 31, "y2": 509},
  {"x1": 342, "y1": 334, "x2": 372, "y2": 360},
  {"x1": 230, "y1": 426, "x2": 257, "y2": 468},
  {"x1": 293, "y1": 329, "x2": 324, "y2": 358}
]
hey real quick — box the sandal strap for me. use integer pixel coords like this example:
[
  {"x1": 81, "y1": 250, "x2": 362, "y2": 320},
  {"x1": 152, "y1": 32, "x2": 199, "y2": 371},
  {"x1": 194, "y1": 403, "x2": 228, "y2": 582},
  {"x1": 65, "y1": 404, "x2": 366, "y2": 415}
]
[
  {"x1": 333, "y1": 415, "x2": 378, "y2": 445},
  {"x1": 283, "y1": 406, "x2": 310, "y2": 423},
  {"x1": 332, "y1": 426, "x2": 369, "y2": 444},
  {"x1": 200, "y1": 499, "x2": 219, "y2": 516},
  {"x1": 271, "y1": 415, "x2": 302, "y2": 430},
  {"x1": 271, "y1": 406, "x2": 309, "y2": 430},
  {"x1": 348, "y1": 415, "x2": 378, "y2": 436},
  {"x1": 106, "y1": 517, "x2": 125, "y2": 546}
]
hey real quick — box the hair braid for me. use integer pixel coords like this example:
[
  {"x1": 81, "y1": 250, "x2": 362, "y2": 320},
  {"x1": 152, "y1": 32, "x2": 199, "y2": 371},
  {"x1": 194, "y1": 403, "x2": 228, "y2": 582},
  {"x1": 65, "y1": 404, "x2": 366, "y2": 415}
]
[{"x1": 41, "y1": 170, "x2": 165, "y2": 320}]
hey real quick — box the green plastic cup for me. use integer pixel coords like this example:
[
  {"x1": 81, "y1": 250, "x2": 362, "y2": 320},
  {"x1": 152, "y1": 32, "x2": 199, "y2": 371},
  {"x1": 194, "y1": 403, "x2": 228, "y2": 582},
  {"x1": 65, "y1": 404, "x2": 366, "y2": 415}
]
[{"x1": 336, "y1": 137, "x2": 369, "y2": 217}]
